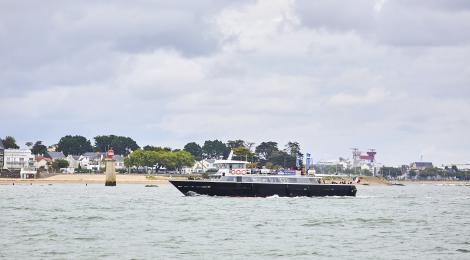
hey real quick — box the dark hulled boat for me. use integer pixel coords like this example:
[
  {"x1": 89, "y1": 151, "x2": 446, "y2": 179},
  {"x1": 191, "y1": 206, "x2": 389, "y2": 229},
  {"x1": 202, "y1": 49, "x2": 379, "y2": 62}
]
[{"x1": 169, "y1": 175, "x2": 357, "y2": 197}]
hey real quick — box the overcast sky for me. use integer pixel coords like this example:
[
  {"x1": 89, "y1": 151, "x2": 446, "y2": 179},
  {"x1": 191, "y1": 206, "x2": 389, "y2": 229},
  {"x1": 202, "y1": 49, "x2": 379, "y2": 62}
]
[{"x1": 1, "y1": 0, "x2": 469, "y2": 165}]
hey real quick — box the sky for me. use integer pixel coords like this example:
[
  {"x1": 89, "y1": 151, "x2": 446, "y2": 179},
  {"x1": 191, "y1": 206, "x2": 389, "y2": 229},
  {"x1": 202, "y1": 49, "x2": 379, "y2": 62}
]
[{"x1": 1, "y1": 0, "x2": 470, "y2": 166}]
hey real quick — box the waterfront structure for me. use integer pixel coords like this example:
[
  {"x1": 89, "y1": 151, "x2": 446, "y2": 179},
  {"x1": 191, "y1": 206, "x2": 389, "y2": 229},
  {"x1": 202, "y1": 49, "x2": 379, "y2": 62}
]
[
  {"x1": 35, "y1": 156, "x2": 52, "y2": 170},
  {"x1": 3, "y1": 149, "x2": 35, "y2": 170},
  {"x1": 0, "y1": 141, "x2": 4, "y2": 169},
  {"x1": 104, "y1": 148, "x2": 116, "y2": 186},
  {"x1": 410, "y1": 162, "x2": 433, "y2": 170}
]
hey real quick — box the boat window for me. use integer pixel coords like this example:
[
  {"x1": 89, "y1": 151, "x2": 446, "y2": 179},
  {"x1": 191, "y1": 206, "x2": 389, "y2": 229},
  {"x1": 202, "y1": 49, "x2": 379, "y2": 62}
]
[
  {"x1": 242, "y1": 177, "x2": 253, "y2": 182},
  {"x1": 310, "y1": 178, "x2": 321, "y2": 184},
  {"x1": 269, "y1": 177, "x2": 280, "y2": 183},
  {"x1": 221, "y1": 176, "x2": 235, "y2": 182},
  {"x1": 288, "y1": 178, "x2": 297, "y2": 183}
]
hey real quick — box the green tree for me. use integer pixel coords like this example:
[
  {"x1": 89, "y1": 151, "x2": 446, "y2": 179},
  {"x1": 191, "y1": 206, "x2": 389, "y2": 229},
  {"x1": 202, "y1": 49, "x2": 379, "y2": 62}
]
[
  {"x1": 143, "y1": 145, "x2": 171, "y2": 152},
  {"x1": 2, "y1": 136, "x2": 19, "y2": 149},
  {"x1": 268, "y1": 150, "x2": 296, "y2": 169},
  {"x1": 94, "y1": 135, "x2": 139, "y2": 155},
  {"x1": 233, "y1": 146, "x2": 255, "y2": 161},
  {"x1": 125, "y1": 149, "x2": 195, "y2": 173},
  {"x1": 285, "y1": 141, "x2": 303, "y2": 157},
  {"x1": 202, "y1": 140, "x2": 229, "y2": 159},
  {"x1": 57, "y1": 135, "x2": 93, "y2": 156},
  {"x1": 379, "y1": 167, "x2": 402, "y2": 178},
  {"x1": 255, "y1": 141, "x2": 278, "y2": 160},
  {"x1": 52, "y1": 159, "x2": 69, "y2": 170},
  {"x1": 174, "y1": 150, "x2": 195, "y2": 172},
  {"x1": 183, "y1": 142, "x2": 203, "y2": 160},
  {"x1": 227, "y1": 140, "x2": 246, "y2": 149},
  {"x1": 419, "y1": 167, "x2": 443, "y2": 179},
  {"x1": 25, "y1": 142, "x2": 33, "y2": 149},
  {"x1": 31, "y1": 141, "x2": 48, "y2": 155}
]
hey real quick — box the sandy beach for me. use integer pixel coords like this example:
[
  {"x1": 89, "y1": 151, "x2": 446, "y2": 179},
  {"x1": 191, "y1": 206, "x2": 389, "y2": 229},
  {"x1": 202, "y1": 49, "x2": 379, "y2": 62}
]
[
  {"x1": 0, "y1": 174, "x2": 179, "y2": 185},
  {"x1": 1, "y1": 174, "x2": 469, "y2": 186}
]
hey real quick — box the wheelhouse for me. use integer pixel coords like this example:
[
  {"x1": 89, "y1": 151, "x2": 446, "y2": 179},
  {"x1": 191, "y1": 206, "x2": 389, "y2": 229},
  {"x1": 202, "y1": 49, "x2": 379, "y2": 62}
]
[{"x1": 219, "y1": 175, "x2": 322, "y2": 184}]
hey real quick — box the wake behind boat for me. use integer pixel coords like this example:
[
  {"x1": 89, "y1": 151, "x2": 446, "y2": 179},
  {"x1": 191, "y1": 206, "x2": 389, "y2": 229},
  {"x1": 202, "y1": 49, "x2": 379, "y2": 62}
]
[{"x1": 169, "y1": 151, "x2": 357, "y2": 197}]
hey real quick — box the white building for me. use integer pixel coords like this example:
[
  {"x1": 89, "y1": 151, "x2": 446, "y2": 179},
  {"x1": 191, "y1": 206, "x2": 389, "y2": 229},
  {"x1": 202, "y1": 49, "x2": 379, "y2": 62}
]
[
  {"x1": 78, "y1": 152, "x2": 125, "y2": 171},
  {"x1": 35, "y1": 156, "x2": 52, "y2": 170},
  {"x1": 182, "y1": 159, "x2": 217, "y2": 174},
  {"x1": 3, "y1": 149, "x2": 35, "y2": 170},
  {"x1": 65, "y1": 155, "x2": 80, "y2": 169},
  {"x1": 0, "y1": 141, "x2": 4, "y2": 168},
  {"x1": 113, "y1": 155, "x2": 125, "y2": 170}
]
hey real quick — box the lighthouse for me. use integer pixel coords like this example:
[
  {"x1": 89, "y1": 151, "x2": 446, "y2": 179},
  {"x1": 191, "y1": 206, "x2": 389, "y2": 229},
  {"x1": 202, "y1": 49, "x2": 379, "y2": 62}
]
[{"x1": 105, "y1": 148, "x2": 116, "y2": 186}]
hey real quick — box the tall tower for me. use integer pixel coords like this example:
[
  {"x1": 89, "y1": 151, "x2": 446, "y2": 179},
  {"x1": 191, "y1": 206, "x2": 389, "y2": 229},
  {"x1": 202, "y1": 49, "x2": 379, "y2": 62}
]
[
  {"x1": 351, "y1": 148, "x2": 361, "y2": 168},
  {"x1": 0, "y1": 140, "x2": 4, "y2": 169},
  {"x1": 105, "y1": 148, "x2": 116, "y2": 186}
]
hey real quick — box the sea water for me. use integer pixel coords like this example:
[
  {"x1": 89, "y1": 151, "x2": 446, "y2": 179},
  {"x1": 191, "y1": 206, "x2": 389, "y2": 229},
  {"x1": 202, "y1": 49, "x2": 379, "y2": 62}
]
[{"x1": 1, "y1": 183, "x2": 469, "y2": 259}]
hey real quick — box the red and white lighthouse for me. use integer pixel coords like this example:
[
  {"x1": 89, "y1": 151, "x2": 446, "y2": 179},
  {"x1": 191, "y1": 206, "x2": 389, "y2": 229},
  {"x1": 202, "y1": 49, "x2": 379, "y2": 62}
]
[{"x1": 107, "y1": 148, "x2": 114, "y2": 159}]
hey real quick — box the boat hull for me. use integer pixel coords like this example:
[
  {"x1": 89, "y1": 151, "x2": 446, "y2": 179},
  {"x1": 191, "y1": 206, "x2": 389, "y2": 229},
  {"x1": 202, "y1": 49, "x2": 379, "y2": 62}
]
[{"x1": 169, "y1": 180, "x2": 357, "y2": 197}]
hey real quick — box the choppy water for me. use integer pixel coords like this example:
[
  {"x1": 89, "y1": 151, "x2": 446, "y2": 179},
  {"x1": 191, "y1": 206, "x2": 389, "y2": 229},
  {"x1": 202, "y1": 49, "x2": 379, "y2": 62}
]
[{"x1": 1, "y1": 183, "x2": 469, "y2": 259}]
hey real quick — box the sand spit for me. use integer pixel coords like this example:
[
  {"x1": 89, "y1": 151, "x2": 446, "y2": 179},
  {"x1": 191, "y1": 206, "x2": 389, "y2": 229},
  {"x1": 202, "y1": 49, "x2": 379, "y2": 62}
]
[{"x1": 0, "y1": 174, "x2": 179, "y2": 185}]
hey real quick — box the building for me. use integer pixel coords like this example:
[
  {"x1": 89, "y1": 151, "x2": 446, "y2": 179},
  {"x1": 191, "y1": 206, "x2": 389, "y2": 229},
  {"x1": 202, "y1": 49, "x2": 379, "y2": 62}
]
[
  {"x1": 47, "y1": 144, "x2": 58, "y2": 152},
  {"x1": 410, "y1": 162, "x2": 433, "y2": 171},
  {"x1": 113, "y1": 155, "x2": 125, "y2": 170},
  {"x1": 182, "y1": 159, "x2": 217, "y2": 174},
  {"x1": 79, "y1": 152, "x2": 125, "y2": 171},
  {"x1": 35, "y1": 156, "x2": 52, "y2": 170},
  {"x1": 0, "y1": 141, "x2": 4, "y2": 169},
  {"x1": 46, "y1": 151, "x2": 66, "y2": 161},
  {"x1": 3, "y1": 149, "x2": 35, "y2": 170},
  {"x1": 65, "y1": 155, "x2": 80, "y2": 169},
  {"x1": 79, "y1": 152, "x2": 103, "y2": 170}
]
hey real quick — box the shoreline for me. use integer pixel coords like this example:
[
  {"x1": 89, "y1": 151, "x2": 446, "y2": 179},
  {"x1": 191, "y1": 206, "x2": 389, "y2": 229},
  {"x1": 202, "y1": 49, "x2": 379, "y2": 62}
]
[
  {"x1": 1, "y1": 174, "x2": 469, "y2": 186},
  {"x1": 393, "y1": 180, "x2": 470, "y2": 185},
  {"x1": 0, "y1": 174, "x2": 176, "y2": 185}
]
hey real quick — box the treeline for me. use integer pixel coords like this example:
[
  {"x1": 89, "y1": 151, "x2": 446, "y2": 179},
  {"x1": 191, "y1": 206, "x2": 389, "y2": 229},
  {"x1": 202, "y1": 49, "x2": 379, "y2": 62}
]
[
  {"x1": 1, "y1": 135, "x2": 140, "y2": 156},
  {"x1": 183, "y1": 139, "x2": 303, "y2": 169},
  {"x1": 56, "y1": 135, "x2": 139, "y2": 156},
  {"x1": 314, "y1": 164, "x2": 373, "y2": 176},
  {"x1": 2, "y1": 135, "x2": 306, "y2": 170},
  {"x1": 125, "y1": 148, "x2": 194, "y2": 172},
  {"x1": 381, "y1": 166, "x2": 470, "y2": 180}
]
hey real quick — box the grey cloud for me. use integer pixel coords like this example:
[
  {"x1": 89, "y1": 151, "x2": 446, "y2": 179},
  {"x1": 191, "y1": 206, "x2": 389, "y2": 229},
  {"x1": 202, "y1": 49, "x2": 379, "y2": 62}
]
[
  {"x1": 295, "y1": 0, "x2": 470, "y2": 47},
  {"x1": 1, "y1": 0, "x2": 469, "y2": 165},
  {"x1": 0, "y1": 0, "x2": 252, "y2": 96}
]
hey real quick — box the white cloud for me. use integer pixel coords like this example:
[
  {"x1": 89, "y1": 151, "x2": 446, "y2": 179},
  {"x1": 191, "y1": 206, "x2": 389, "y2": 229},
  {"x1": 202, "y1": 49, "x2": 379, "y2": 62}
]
[
  {"x1": 328, "y1": 87, "x2": 389, "y2": 106},
  {"x1": 1, "y1": 0, "x2": 469, "y2": 165}
]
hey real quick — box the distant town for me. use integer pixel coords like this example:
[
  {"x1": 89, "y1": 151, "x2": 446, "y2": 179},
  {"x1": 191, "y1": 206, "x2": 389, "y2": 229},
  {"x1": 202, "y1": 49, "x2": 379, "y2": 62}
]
[{"x1": 1, "y1": 135, "x2": 469, "y2": 181}]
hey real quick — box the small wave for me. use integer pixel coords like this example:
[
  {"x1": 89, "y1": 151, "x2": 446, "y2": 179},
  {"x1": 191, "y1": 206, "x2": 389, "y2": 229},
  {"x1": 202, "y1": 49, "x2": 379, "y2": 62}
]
[
  {"x1": 457, "y1": 249, "x2": 470, "y2": 253},
  {"x1": 185, "y1": 191, "x2": 200, "y2": 196},
  {"x1": 302, "y1": 219, "x2": 344, "y2": 226},
  {"x1": 352, "y1": 217, "x2": 394, "y2": 224},
  {"x1": 73, "y1": 237, "x2": 97, "y2": 241}
]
